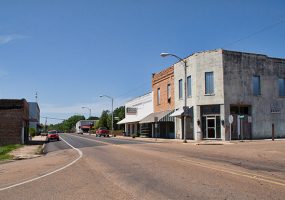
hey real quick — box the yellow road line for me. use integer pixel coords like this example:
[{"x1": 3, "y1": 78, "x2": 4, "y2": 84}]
[
  {"x1": 181, "y1": 158, "x2": 285, "y2": 188},
  {"x1": 66, "y1": 133, "x2": 285, "y2": 188}
]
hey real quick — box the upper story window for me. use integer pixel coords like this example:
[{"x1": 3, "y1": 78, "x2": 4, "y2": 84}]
[
  {"x1": 279, "y1": 78, "x2": 285, "y2": 97},
  {"x1": 187, "y1": 76, "x2": 192, "y2": 97},
  {"x1": 167, "y1": 83, "x2": 171, "y2": 99},
  {"x1": 205, "y1": 72, "x2": 214, "y2": 95},
  {"x1": 157, "y1": 88, "x2": 161, "y2": 105},
  {"x1": 252, "y1": 75, "x2": 261, "y2": 96},
  {"x1": 179, "y1": 79, "x2": 183, "y2": 99}
]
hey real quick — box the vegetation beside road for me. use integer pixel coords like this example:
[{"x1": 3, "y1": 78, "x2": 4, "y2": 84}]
[
  {"x1": 0, "y1": 144, "x2": 22, "y2": 160},
  {"x1": 47, "y1": 106, "x2": 125, "y2": 133}
]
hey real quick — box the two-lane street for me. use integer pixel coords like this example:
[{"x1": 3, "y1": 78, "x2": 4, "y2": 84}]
[{"x1": 1, "y1": 133, "x2": 285, "y2": 200}]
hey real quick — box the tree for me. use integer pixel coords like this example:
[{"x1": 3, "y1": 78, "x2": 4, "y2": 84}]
[
  {"x1": 113, "y1": 106, "x2": 125, "y2": 130},
  {"x1": 47, "y1": 115, "x2": 85, "y2": 132},
  {"x1": 98, "y1": 110, "x2": 110, "y2": 129},
  {"x1": 87, "y1": 116, "x2": 99, "y2": 120}
]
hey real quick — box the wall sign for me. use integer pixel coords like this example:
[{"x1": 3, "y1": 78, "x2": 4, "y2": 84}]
[
  {"x1": 271, "y1": 102, "x2": 281, "y2": 114},
  {"x1": 126, "y1": 107, "x2": 137, "y2": 115}
]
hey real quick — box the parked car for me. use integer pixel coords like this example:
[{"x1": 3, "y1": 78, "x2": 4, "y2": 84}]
[
  {"x1": 47, "y1": 130, "x2": 60, "y2": 142},
  {"x1": 96, "y1": 127, "x2": 109, "y2": 137}
]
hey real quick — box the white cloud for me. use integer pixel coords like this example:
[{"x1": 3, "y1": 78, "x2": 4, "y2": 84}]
[{"x1": 0, "y1": 34, "x2": 28, "y2": 44}]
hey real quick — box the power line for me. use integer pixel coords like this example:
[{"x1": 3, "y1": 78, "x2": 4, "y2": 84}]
[
  {"x1": 41, "y1": 116, "x2": 66, "y2": 121},
  {"x1": 222, "y1": 18, "x2": 285, "y2": 48}
]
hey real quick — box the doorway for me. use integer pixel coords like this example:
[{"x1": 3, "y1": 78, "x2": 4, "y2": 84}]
[{"x1": 202, "y1": 115, "x2": 221, "y2": 139}]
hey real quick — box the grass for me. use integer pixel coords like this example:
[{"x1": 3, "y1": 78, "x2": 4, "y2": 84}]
[{"x1": 0, "y1": 144, "x2": 22, "y2": 161}]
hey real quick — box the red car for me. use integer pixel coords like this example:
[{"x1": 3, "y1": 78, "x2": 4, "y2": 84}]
[
  {"x1": 96, "y1": 127, "x2": 109, "y2": 137},
  {"x1": 47, "y1": 130, "x2": 60, "y2": 142}
]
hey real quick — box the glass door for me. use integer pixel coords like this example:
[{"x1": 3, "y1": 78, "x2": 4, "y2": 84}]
[{"x1": 206, "y1": 117, "x2": 216, "y2": 138}]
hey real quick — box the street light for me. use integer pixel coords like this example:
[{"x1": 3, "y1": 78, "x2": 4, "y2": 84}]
[
  {"x1": 99, "y1": 95, "x2": 114, "y2": 134},
  {"x1": 160, "y1": 52, "x2": 188, "y2": 143},
  {"x1": 81, "y1": 106, "x2": 91, "y2": 118}
]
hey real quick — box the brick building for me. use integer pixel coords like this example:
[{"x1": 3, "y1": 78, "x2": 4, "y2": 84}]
[
  {"x1": 139, "y1": 66, "x2": 175, "y2": 138},
  {"x1": 0, "y1": 99, "x2": 29, "y2": 145}
]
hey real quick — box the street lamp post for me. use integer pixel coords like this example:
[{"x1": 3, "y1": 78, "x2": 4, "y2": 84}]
[
  {"x1": 160, "y1": 53, "x2": 188, "y2": 143},
  {"x1": 81, "y1": 106, "x2": 91, "y2": 118},
  {"x1": 99, "y1": 95, "x2": 114, "y2": 135}
]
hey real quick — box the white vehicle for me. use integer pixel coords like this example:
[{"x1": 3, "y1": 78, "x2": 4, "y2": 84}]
[{"x1": 75, "y1": 120, "x2": 96, "y2": 134}]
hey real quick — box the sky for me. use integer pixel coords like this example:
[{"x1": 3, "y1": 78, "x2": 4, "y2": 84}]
[{"x1": 0, "y1": 0, "x2": 284, "y2": 124}]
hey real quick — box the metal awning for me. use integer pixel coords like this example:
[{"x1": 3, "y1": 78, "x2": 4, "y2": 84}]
[
  {"x1": 139, "y1": 110, "x2": 174, "y2": 124},
  {"x1": 170, "y1": 108, "x2": 184, "y2": 117},
  {"x1": 170, "y1": 107, "x2": 193, "y2": 117},
  {"x1": 117, "y1": 114, "x2": 149, "y2": 124}
]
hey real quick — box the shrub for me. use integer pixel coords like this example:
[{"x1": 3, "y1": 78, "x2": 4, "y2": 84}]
[{"x1": 29, "y1": 128, "x2": 36, "y2": 137}]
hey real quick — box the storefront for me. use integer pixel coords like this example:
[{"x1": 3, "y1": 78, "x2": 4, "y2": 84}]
[
  {"x1": 139, "y1": 110, "x2": 175, "y2": 138},
  {"x1": 200, "y1": 105, "x2": 221, "y2": 139},
  {"x1": 117, "y1": 92, "x2": 153, "y2": 136}
]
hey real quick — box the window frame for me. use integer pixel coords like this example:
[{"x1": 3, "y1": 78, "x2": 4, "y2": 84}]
[
  {"x1": 167, "y1": 83, "x2": 171, "y2": 99},
  {"x1": 278, "y1": 78, "x2": 285, "y2": 97},
  {"x1": 178, "y1": 79, "x2": 183, "y2": 99},
  {"x1": 205, "y1": 72, "x2": 214, "y2": 95},
  {"x1": 252, "y1": 75, "x2": 261, "y2": 96},
  {"x1": 157, "y1": 87, "x2": 161, "y2": 105},
  {"x1": 187, "y1": 75, "x2": 192, "y2": 97}
]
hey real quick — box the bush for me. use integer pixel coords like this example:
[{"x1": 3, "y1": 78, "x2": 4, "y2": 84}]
[{"x1": 29, "y1": 128, "x2": 36, "y2": 137}]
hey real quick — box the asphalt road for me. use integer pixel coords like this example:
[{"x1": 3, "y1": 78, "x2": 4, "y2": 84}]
[{"x1": 1, "y1": 133, "x2": 285, "y2": 200}]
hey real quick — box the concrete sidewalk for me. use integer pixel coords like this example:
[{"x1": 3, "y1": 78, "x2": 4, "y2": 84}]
[
  {"x1": 31, "y1": 135, "x2": 47, "y2": 141},
  {"x1": 114, "y1": 135, "x2": 233, "y2": 145},
  {"x1": 8, "y1": 136, "x2": 47, "y2": 160},
  {"x1": 9, "y1": 145, "x2": 43, "y2": 160},
  {"x1": 114, "y1": 135, "x2": 285, "y2": 145}
]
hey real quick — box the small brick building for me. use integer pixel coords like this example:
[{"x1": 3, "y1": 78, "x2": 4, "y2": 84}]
[
  {"x1": 138, "y1": 66, "x2": 176, "y2": 138},
  {"x1": 0, "y1": 99, "x2": 29, "y2": 145}
]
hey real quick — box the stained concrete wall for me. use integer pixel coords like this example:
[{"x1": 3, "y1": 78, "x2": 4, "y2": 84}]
[
  {"x1": 173, "y1": 49, "x2": 225, "y2": 140},
  {"x1": 223, "y1": 50, "x2": 285, "y2": 139}
]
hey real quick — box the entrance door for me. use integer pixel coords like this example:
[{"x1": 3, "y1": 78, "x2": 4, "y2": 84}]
[{"x1": 206, "y1": 117, "x2": 216, "y2": 138}]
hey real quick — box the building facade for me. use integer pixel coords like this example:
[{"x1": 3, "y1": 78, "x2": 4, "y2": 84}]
[
  {"x1": 117, "y1": 92, "x2": 153, "y2": 136},
  {"x1": 173, "y1": 49, "x2": 285, "y2": 141},
  {"x1": 75, "y1": 120, "x2": 97, "y2": 133},
  {"x1": 0, "y1": 99, "x2": 29, "y2": 145},
  {"x1": 139, "y1": 66, "x2": 175, "y2": 138},
  {"x1": 28, "y1": 102, "x2": 40, "y2": 133}
]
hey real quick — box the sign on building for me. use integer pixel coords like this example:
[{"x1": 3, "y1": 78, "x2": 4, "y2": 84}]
[
  {"x1": 271, "y1": 102, "x2": 281, "y2": 114},
  {"x1": 126, "y1": 107, "x2": 137, "y2": 115}
]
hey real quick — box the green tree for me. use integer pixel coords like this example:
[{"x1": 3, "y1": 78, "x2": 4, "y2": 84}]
[
  {"x1": 47, "y1": 115, "x2": 85, "y2": 132},
  {"x1": 113, "y1": 106, "x2": 125, "y2": 130},
  {"x1": 98, "y1": 110, "x2": 110, "y2": 129}
]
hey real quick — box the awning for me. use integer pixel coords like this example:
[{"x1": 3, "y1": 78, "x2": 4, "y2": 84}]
[
  {"x1": 170, "y1": 107, "x2": 193, "y2": 117},
  {"x1": 117, "y1": 114, "x2": 148, "y2": 124},
  {"x1": 81, "y1": 125, "x2": 91, "y2": 129},
  {"x1": 139, "y1": 110, "x2": 174, "y2": 124},
  {"x1": 170, "y1": 108, "x2": 184, "y2": 117}
]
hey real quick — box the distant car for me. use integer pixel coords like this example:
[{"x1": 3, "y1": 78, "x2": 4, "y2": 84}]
[
  {"x1": 47, "y1": 130, "x2": 60, "y2": 142},
  {"x1": 96, "y1": 127, "x2": 109, "y2": 137}
]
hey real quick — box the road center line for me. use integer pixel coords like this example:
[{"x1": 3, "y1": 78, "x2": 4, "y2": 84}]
[
  {"x1": 0, "y1": 135, "x2": 83, "y2": 192},
  {"x1": 180, "y1": 158, "x2": 285, "y2": 188},
  {"x1": 65, "y1": 134, "x2": 285, "y2": 188}
]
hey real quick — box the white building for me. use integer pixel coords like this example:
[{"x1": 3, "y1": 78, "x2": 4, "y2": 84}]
[
  {"x1": 75, "y1": 120, "x2": 97, "y2": 133},
  {"x1": 117, "y1": 92, "x2": 153, "y2": 136},
  {"x1": 172, "y1": 49, "x2": 285, "y2": 141}
]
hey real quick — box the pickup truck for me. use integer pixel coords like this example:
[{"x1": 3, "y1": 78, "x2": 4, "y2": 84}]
[{"x1": 96, "y1": 127, "x2": 109, "y2": 137}]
